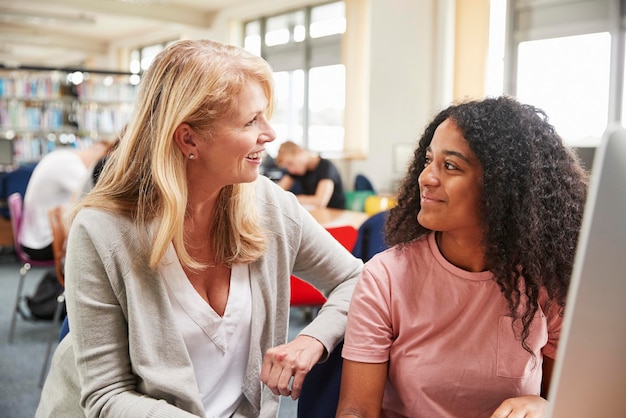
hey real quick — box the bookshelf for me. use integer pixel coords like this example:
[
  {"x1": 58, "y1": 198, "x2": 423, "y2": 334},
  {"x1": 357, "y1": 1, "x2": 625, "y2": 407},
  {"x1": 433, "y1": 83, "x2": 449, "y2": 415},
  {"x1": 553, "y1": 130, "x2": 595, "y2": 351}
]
[{"x1": 0, "y1": 66, "x2": 137, "y2": 166}]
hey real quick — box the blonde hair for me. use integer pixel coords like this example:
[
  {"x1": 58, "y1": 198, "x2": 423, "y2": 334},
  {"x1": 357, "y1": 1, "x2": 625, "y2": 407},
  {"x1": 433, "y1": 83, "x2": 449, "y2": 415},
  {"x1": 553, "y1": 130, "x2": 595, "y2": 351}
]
[{"x1": 76, "y1": 39, "x2": 274, "y2": 270}]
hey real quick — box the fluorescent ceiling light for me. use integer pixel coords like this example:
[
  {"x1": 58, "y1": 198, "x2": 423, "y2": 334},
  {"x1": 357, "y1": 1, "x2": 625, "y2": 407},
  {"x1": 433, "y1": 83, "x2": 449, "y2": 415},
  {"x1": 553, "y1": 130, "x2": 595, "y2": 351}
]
[{"x1": 0, "y1": 9, "x2": 96, "y2": 25}]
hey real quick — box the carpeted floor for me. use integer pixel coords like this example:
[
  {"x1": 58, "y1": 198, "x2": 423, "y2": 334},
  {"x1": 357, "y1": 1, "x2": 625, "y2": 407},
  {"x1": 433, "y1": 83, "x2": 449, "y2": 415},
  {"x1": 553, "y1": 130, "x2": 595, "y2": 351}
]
[
  {"x1": 0, "y1": 258, "x2": 54, "y2": 418},
  {"x1": 0, "y1": 256, "x2": 303, "y2": 418}
]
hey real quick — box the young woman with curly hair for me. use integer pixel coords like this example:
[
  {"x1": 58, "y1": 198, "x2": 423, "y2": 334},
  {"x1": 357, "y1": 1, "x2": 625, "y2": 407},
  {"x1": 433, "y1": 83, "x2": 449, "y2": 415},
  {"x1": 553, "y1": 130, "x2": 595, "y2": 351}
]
[{"x1": 336, "y1": 96, "x2": 589, "y2": 418}]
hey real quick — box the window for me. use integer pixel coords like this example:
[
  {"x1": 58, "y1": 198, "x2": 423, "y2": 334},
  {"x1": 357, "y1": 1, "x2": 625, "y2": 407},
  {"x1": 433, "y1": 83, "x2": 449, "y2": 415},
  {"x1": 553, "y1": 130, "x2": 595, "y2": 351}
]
[
  {"x1": 516, "y1": 33, "x2": 611, "y2": 146},
  {"x1": 506, "y1": 0, "x2": 624, "y2": 147},
  {"x1": 273, "y1": 70, "x2": 304, "y2": 142},
  {"x1": 308, "y1": 64, "x2": 345, "y2": 152},
  {"x1": 244, "y1": 1, "x2": 345, "y2": 156},
  {"x1": 129, "y1": 40, "x2": 176, "y2": 84}
]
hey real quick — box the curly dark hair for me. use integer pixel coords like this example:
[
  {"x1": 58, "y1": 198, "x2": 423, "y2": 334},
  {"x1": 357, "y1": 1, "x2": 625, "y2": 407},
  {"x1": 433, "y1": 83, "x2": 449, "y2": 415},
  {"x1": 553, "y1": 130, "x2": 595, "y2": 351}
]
[{"x1": 386, "y1": 95, "x2": 589, "y2": 352}]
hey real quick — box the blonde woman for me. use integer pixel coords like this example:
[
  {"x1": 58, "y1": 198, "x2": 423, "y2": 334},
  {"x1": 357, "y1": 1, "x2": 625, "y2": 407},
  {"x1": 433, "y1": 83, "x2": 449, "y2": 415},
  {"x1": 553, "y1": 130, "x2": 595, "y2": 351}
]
[{"x1": 36, "y1": 39, "x2": 361, "y2": 418}]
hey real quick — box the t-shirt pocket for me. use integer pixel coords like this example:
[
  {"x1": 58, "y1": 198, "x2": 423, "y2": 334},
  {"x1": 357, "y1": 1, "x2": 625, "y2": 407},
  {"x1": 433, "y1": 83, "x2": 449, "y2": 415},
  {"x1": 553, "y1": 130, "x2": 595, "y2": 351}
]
[{"x1": 496, "y1": 315, "x2": 548, "y2": 378}]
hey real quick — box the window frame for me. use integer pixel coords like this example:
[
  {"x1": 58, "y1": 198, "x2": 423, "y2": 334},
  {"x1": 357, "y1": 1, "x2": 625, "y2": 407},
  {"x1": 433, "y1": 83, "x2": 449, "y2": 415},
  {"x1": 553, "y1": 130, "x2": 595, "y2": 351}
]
[
  {"x1": 504, "y1": 0, "x2": 626, "y2": 146},
  {"x1": 243, "y1": 1, "x2": 346, "y2": 154}
]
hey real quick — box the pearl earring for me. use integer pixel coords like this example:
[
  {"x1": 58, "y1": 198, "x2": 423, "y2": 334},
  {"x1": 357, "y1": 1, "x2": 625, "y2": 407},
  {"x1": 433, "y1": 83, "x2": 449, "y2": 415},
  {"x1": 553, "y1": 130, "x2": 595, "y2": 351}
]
[{"x1": 188, "y1": 153, "x2": 195, "y2": 160}]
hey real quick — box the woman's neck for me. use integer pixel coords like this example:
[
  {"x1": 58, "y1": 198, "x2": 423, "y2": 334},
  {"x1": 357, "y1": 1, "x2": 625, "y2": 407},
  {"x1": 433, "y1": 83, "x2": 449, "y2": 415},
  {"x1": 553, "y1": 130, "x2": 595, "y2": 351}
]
[{"x1": 436, "y1": 231, "x2": 487, "y2": 272}]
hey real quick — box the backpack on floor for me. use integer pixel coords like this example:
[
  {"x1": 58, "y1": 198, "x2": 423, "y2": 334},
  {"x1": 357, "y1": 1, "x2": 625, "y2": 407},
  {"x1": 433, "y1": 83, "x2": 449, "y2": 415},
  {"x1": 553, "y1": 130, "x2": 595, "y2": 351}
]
[{"x1": 25, "y1": 271, "x2": 65, "y2": 320}]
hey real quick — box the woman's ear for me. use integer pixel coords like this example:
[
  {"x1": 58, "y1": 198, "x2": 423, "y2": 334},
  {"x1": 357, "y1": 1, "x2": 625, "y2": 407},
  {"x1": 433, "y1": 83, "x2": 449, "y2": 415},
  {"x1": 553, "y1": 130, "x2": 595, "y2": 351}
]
[{"x1": 173, "y1": 123, "x2": 198, "y2": 159}]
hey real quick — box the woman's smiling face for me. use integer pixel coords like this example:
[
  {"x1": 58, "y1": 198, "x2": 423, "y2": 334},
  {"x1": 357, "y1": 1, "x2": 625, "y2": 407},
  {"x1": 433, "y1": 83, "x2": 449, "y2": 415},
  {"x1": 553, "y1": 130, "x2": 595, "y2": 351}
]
[
  {"x1": 417, "y1": 118, "x2": 484, "y2": 236},
  {"x1": 192, "y1": 80, "x2": 276, "y2": 190}
]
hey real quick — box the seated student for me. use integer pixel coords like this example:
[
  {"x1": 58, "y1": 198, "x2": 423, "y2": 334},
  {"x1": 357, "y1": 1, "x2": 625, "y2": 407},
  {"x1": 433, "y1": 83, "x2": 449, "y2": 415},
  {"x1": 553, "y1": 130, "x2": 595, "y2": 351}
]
[
  {"x1": 20, "y1": 139, "x2": 115, "y2": 261},
  {"x1": 336, "y1": 96, "x2": 589, "y2": 418},
  {"x1": 275, "y1": 140, "x2": 346, "y2": 209},
  {"x1": 78, "y1": 135, "x2": 121, "y2": 198}
]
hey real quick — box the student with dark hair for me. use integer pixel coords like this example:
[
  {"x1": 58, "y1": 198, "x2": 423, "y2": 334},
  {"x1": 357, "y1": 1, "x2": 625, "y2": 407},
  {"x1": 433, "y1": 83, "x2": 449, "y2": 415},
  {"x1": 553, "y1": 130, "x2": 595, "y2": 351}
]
[{"x1": 336, "y1": 96, "x2": 589, "y2": 418}]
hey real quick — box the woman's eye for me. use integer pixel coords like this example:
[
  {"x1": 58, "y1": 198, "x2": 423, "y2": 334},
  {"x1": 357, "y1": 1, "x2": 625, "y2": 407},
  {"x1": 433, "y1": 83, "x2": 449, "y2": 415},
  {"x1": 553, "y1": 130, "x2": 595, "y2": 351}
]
[
  {"x1": 246, "y1": 117, "x2": 258, "y2": 127},
  {"x1": 423, "y1": 156, "x2": 432, "y2": 167},
  {"x1": 445, "y1": 162, "x2": 457, "y2": 170}
]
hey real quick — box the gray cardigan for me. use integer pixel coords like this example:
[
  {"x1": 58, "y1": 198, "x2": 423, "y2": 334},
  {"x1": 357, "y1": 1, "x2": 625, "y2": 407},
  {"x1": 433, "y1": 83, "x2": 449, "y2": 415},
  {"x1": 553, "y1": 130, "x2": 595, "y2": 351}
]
[{"x1": 36, "y1": 176, "x2": 362, "y2": 418}]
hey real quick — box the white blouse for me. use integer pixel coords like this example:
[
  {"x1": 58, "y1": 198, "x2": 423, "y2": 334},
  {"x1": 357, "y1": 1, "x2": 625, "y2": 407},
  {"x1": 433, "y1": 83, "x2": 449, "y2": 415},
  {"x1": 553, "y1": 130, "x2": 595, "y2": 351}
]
[{"x1": 160, "y1": 244, "x2": 252, "y2": 418}]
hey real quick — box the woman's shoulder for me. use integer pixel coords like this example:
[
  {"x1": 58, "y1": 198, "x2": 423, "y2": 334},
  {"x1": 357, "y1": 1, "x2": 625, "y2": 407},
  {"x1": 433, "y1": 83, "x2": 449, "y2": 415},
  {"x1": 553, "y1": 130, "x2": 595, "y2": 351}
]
[
  {"x1": 72, "y1": 207, "x2": 135, "y2": 240},
  {"x1": 255, "y1": 176, "x2": 301, "y2": 213},
  {"x1": 364, "y1": 236, "x2": 431, "y2": 270},
  {"x1": 254, "y1": 175, "x2": 319, "y2": 234},
  {"x1": 71, "y1": 208, "x2": 148, "y2": 263},
  {"x1": 74, "y1": 206, "x2": 127, "y2": 223}
]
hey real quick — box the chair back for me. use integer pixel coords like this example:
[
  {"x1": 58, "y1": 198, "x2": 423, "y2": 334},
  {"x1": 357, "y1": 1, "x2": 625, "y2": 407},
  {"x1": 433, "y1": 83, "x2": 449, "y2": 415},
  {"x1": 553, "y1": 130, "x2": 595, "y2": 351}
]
[
  {"x1": 48, "y1": 206, "x2": 67, "y2": 287},
  {"x1": 354, "y1": 173, "x2": 375, "y2": 193},
  {"x1": 8, "y1": 192, "x2": 54, "y2": 267},
  {"x1": 290, "y1": 276, "x2": 327, "y2": 306},
  {"x1": 8, "y1": 193, "x2": 23, "y2": 252},
  {"x1": 298, "y1": 340, "x2": 344, "y2": 418},
  {"x1": 352, "y1": 210, "x2": 389, "y2": 262},
  {"x1": 1, "y1": 164, "x2": 36, "y2": 218},
  {"x1": 290, "y1": 225, "x2": 358, "y2": 307},
  {"x1": 325, "y1": 225, "x2": 358, "y2": 252}
]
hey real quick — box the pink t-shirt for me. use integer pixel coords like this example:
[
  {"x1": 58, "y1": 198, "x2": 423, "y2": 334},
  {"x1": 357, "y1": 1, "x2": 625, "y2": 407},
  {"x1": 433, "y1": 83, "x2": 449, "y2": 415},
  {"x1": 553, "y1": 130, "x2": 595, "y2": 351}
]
[{"x1": 342, "y1": 233, "x2": 562, "y2": 418}]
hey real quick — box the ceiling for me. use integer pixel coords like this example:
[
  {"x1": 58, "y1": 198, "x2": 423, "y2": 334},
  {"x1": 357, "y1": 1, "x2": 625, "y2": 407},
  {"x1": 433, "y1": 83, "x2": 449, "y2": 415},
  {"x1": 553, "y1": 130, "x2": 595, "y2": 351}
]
[{"x1": 0, "y1": 0, "x2": 255, "y2": 71}]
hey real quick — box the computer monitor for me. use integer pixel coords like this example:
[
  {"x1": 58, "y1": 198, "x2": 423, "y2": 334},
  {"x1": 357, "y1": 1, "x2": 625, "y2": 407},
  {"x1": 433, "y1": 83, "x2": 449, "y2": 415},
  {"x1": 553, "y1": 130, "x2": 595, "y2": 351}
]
[
  {"x1": 0, "y1": 139, "x2": 13, "y2": 167},
  {"x1": 547, "y1": 127, "x2": 626, "y2": 417}
]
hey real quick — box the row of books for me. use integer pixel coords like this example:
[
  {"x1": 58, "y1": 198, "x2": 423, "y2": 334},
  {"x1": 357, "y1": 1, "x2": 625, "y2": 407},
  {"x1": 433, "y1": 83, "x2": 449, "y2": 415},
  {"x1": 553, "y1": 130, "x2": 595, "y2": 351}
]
[
  {"x1": 0, "y1": 101, "x2": 132, "y2": 133},
  {"x1": 0, "y1": 74, "x2": 137, "y2": 102}
]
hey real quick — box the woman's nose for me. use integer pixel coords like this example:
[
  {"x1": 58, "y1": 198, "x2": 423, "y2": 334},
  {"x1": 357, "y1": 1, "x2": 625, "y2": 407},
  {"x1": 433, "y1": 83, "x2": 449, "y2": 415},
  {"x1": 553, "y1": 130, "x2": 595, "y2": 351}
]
[
  {"x1": 260, "y1": 122, "x2": 276, "y2": 143},
  {"x1": 419, "y1": 164, "x2": 439, "y2": 188}
]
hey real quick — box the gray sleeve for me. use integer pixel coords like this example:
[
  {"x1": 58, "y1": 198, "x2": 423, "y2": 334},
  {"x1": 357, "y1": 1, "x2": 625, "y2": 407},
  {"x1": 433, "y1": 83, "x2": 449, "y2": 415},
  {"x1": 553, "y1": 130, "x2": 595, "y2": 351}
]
[{"x1": 256, "y1": 176, "x2": 362, "y2": 355}]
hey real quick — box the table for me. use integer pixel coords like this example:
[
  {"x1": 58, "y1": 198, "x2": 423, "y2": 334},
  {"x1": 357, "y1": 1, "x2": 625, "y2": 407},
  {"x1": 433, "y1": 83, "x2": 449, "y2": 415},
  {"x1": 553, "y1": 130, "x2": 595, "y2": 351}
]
[{"x1": 308, "y1": 207, "x2": 369, "y2": 229}]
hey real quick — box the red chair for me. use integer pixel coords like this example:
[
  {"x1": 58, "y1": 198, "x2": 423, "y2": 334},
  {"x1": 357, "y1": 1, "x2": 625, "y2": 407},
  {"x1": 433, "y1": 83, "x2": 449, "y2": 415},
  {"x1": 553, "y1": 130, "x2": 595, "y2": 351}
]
[
  {"x1": 326, "y1": 225, "x2": 359, "y2": 252},
  {"x1": 290, "y1": 225, "x2": 358, "y2": 316},
  {"x1": 7, "y1": 192, "x2": 56, "y2": 343}
]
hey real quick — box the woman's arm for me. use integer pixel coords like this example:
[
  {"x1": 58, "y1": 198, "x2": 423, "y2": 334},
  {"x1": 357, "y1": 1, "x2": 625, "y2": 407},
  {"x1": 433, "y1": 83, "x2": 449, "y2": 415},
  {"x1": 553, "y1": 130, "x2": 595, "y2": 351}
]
[
  {"x1": 336, "y1": 359, "x2": 388, "y2": 418},
  {"x1": 290, "y1": 211, "x2": 362, "y2": 351},
  {"x1": 255, "y1": 180, "x2": 362, "y2": 401}
]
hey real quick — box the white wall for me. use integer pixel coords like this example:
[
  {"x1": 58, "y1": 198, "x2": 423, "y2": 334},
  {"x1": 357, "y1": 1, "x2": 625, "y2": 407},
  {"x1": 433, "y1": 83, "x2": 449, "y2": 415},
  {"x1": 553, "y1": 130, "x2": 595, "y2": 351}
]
[{"x1": 349, "y1": 0, "x2": 453, "y2": 193}]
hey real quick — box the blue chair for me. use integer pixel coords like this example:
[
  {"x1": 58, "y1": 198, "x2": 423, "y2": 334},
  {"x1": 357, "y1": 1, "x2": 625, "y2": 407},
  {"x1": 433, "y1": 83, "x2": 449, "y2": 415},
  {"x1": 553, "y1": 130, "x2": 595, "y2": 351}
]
[
  {"x1": 352, "y1": 210, "x2": 389, "y2": 262},
  {"x1": 59, "y1": 316, "x2": 70, "y2": 341},
  {"x1": 297, "y1": 214, "x2": 390, "y2": 417},
  {"x1": 354, "y1": 173, "x2": 375, "y2": 193},
  {"x1": 1, "y1": 163, "x2": 37, "y2": 219},
  {"x1": 297, "y1": 340, "x2": 344, "y2": 418}
]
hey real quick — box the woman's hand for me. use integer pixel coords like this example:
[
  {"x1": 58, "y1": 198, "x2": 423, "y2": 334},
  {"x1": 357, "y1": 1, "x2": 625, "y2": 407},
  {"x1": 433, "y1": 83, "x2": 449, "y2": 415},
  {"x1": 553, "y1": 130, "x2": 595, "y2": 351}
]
[
  {"x1": 260, "y1": 335, "x2": 325, "y2": 400},
  {"x1": 490, "y1": 395, "x2": 548, "y2": 418}
]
